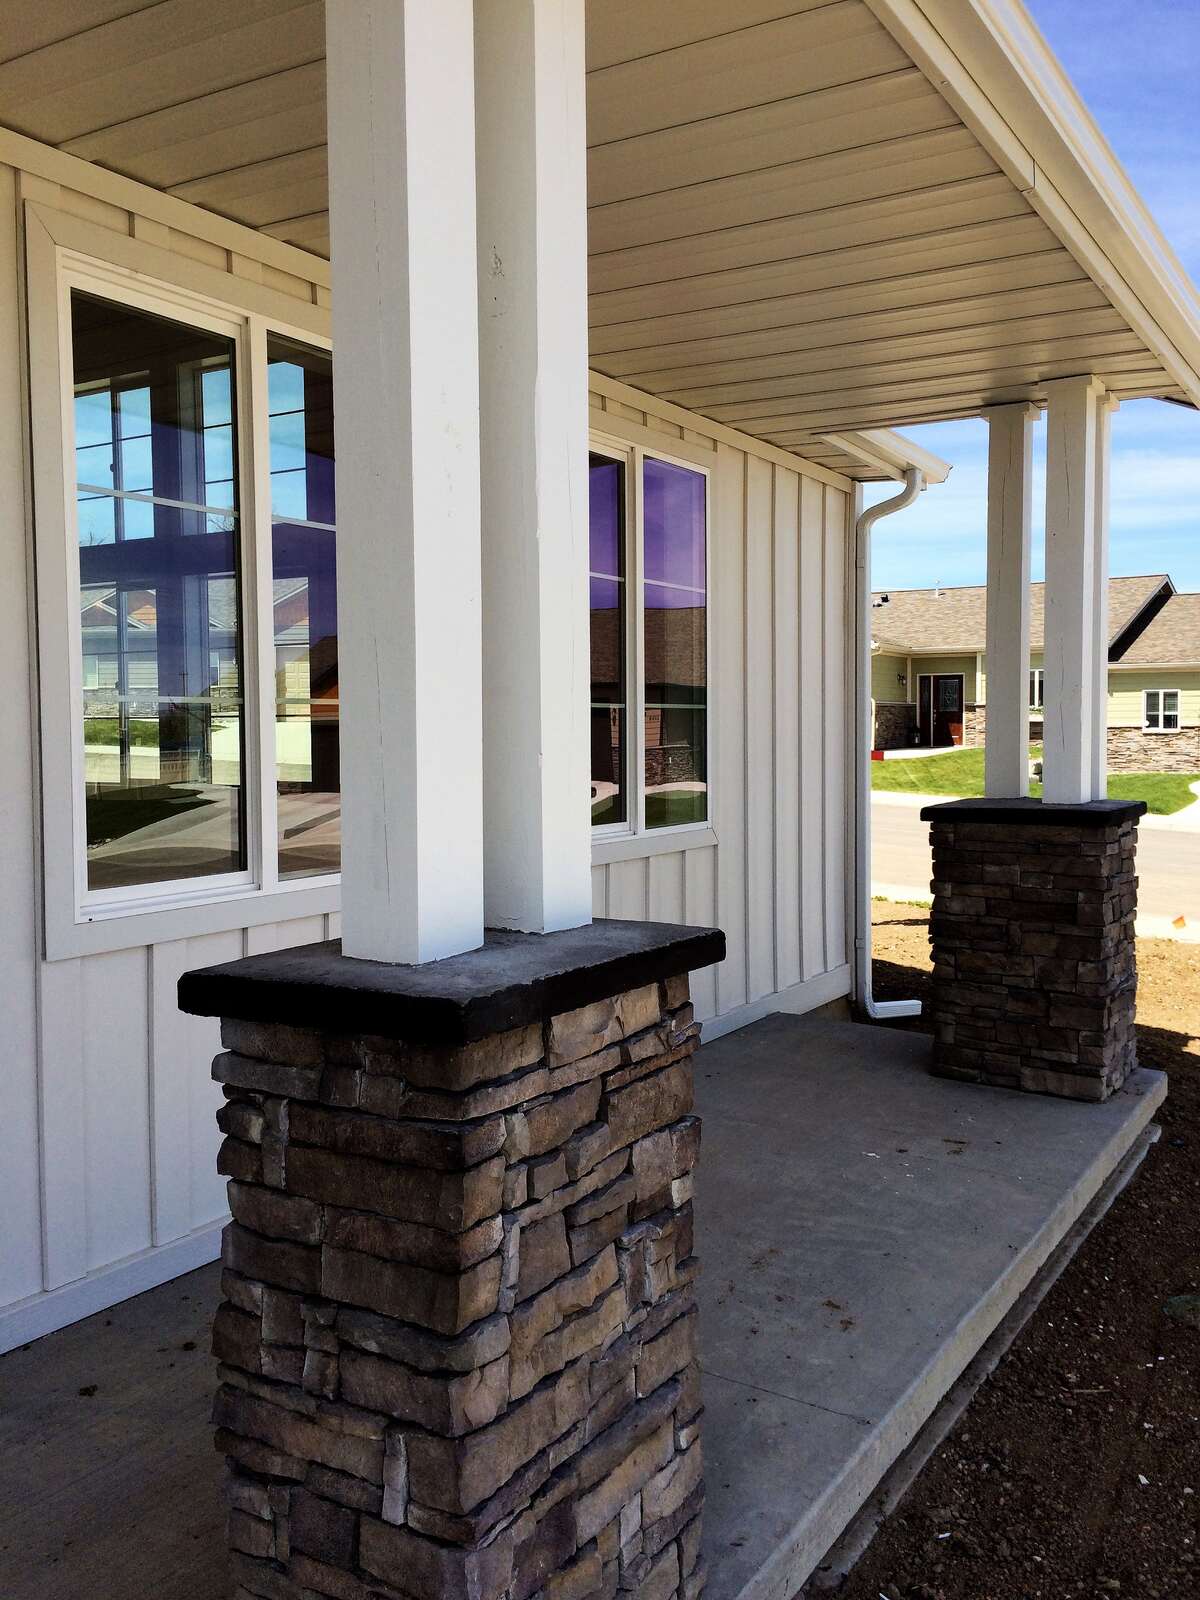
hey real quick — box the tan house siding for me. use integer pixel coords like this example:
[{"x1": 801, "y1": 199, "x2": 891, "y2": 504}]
[
  {"x1": 1107, "y1": 669, "x2": 1200, "y2": 727},
  {"x1": 871, "y1": 650, "x2": 909, "y2": 703}
]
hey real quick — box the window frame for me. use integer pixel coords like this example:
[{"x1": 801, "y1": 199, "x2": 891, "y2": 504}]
[
  {"x1": 588, "y1": 429, "x2": 713, "y2": 847},
  {"x1": 1142, "y1": 687, "x2": 1180, "y2": 732},
  {"x1": 27, "y1": 207, "x2": 339, "y2": 960},
  {"x1": 1029, "y1": 667, "x2": 1044, "y2": 710}
]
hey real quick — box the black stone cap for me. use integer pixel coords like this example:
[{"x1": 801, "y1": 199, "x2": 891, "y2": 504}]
[
  {"x1": 919, "y1": 797, "x2": 1147, "y2": 827},
  {"x1": 178, "y1": 918, "x2": 726, "y2": 1046}
]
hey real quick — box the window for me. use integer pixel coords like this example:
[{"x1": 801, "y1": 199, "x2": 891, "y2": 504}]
[
  {"x1": 1144, "y1": 688, "x2": 1180, "y2": 731},
  {"x1": 1029, "y1": 668, "x2": 1044, "y2": 709},
  {"x1": 73, "y1": 292, "x2": 246, "y2": 892},
  {"x1": 589, "y1": 447, "x2": 708, "y2": 833},
  {"x1": 63, "y1": 282, "x2": 339, "y2": 918},
  {"x1": 267, "y1": 338, "x2": 340, "y2": 878}
]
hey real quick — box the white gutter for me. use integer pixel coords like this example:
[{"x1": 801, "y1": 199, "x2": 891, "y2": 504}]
[
  {"x1": 853, "y1": 468, "x2": 926, "y2": 1021},
  {"x1": 822, "y1": 429, "x2": 952, "y2": 486}
]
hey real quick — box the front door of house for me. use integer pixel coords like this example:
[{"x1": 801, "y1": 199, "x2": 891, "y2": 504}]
[{"x1": 918, "y1": 673, "x2": 964, "y2": 747}]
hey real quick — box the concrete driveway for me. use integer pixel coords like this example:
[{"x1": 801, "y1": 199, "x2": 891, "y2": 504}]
[{"x1": 872, "y1": 794, "x2": 1200, "y2": 940}]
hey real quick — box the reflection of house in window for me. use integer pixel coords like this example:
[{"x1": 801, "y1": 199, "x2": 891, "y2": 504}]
[{"x1": 71, "y1": 290, "x2": 246, "y2": 890}]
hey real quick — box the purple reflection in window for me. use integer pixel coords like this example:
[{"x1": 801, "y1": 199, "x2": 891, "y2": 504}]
[
  {"x1": 643, "y1": 458, "x2": 705, "y2": 592},
  {"x1": 589, "y1": 455, "x2": 623, "y2": 578}
]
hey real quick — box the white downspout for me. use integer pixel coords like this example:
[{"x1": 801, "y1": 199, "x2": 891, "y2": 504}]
[{"x1": 854, "y1": 467, "x2": 925, "y2": 1020}]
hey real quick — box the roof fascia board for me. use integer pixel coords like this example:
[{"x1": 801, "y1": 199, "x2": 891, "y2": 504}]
[
  {"x1": 822, "y1": 428, "x2": 952, "y2": 484},
  {"x1": 1109, "y1": 659, "x2": 1200, "y2": 672},
  {"x1": 863, "y1": 0, "x2": 1200, "y2": 407}
]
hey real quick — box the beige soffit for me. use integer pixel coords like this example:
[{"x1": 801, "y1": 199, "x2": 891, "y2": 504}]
[
  {"x1": 2, "y1": 0, "x2": 1198, "y2": 462},
  {"x1": 865, "y1": 0, "x2": 1200, "y2": 406}
]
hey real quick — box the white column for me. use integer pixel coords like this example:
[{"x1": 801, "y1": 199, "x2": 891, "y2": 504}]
[
  {"x1": 475, "y1": 0, "x2": 593, "y2": 933},
  {"x1": 1042, "y1": 375, "x2": 1106, "y2": 804},
  {"x1": 983, "y1": 403, "x2": 1037, "y2": 797},
  {"x1": 1090, "y1": 396, "x2": 1118, "y2": 799},
  {"x1": 326, "y1": 0, "x2": 485, "y2": 963}
]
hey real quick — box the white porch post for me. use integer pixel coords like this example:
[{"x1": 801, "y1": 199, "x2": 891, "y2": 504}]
[
  {"x1": 1042, "y1": 375, "x2": 1106, "y2": 804},
  {"x1": 326, "y1": 0, "x2": 485, "y2": 963},
  {"x1": 474, "y1": 0, "x2": 593, "y2": 933},
  {"x1": 983, "y1": 403, "x2": 1037, "y2": 797},
  {"x1": 1090, "y1": 396, "x2": 1118, "y2": 799}
]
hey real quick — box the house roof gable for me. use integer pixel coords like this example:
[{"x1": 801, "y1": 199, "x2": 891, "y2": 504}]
[{"x1": 1113, "y1": 591, "x2": 1200, "y2": 667}]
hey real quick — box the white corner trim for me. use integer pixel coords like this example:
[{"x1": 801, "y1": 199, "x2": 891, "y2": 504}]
[
  {"x1": 0, "y1": 1221, "x2": 225, "y2": 1353},
  {"x1": 863, "y1": 0, "x2": 1200, "y2": 407}
]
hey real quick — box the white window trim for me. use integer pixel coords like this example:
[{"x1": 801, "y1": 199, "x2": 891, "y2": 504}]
[
  {"x1": 588, "y1": 427, "x2": 714, "y2": 858},
  {"x1": 1142, "y1": 687, "x2": 1180, "y2": 732},
  {"x1": 26, "y1": 202, "x2": 339, "y2": 960},
  {"x1": 1029, "y1": 667, "x2": 1045, "y2": 710}
]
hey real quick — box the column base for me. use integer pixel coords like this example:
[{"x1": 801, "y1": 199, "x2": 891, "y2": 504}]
[
  {"x1": 921, "y1": 799, "x2": 1145, "y2": 1102},
  {"x1": 180, "y1": 919, "x2": 724, "y2": 1600}
]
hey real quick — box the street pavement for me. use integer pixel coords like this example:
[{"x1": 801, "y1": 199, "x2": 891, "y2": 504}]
[{"x1": 871, "y1": 794, "x2": 1200, "y2": 941}]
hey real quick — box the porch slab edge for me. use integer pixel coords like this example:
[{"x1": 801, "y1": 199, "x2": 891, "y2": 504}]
[{"x1": 730, "y1": 1066, "x2": 1165, "y2": 1600}]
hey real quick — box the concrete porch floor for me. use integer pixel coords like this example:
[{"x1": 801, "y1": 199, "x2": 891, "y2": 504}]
[
  {"x1": 0, "y1": 1016, "x2": 1164, "y2": 1600},
  {"x1": 695, "y1": 1015, "x2": 1165, "y2": 1600}
]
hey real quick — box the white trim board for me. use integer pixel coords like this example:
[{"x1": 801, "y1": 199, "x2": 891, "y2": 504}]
[{"x1": 0, "y1": 1220, "x2": 224, "y2": 1355}]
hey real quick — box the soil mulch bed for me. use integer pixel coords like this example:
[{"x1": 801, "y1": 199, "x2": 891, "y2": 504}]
[{"x1": 831, "y1": 904, "x2": 1200, "y2": 1600}]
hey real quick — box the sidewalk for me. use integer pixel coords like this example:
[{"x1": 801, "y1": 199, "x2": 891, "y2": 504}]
[
  {"x1": 871, "y1": 782, "x2": 1200, "y2": 833},
  {"x1": 870, "y1": 791, "x2": 1200, "y2": 942}
]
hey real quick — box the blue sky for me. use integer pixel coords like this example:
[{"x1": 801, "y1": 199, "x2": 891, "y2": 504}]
[{"x1": 869, "y1": 0, "x2": 1200, "y2": 594}]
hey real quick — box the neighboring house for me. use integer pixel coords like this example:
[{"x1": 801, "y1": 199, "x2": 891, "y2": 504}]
[
  {"x1": 3, "y1": 5, "x2": 1200, "y2": 1600},
  {"x1": 1108, "y1": 590, "x2": 1200, "y2": 772},
  {"x1": 870, "y1": 574, "x2": 1200, "y2": 770}
]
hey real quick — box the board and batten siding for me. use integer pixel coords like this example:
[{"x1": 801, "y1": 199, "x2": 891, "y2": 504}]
[
  {"x1": 0, "y1": 159, "x2": 338, "y2": 1349},
  {"x1": 588, "y1": 380, "x2": 854, "y2": 1034},
  {"x1": 0, "y1": 154, "x2": 856, "y2": 1348}
]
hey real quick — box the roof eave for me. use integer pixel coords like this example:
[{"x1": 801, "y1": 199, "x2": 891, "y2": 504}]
[
  {"x1": 820, "y1": 429, "x2": 953, "y2": 484},
  {"x1": 865, "y1": 0, "x2": 1200, "y2": 409}
]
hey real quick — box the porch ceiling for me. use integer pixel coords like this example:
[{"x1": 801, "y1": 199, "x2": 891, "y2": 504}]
[{"x1": 2, "y1": 0, "x2": 1197, "y2": 481}]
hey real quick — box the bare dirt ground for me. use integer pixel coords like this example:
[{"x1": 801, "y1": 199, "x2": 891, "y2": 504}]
[{"x1": 834, "y1": 904, "x2": 1200, "y2": 1600}]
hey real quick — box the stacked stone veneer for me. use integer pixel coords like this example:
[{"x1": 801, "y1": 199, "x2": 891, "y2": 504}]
[
  {"x1": 208, "y1": 976, "x2": 706, "y2": 1600},
  {"x1": 925, "y1": 800, "x2": 1144, "y2": 1102},
  {"x1": 872, "y1": 702, "x2": 917, "y2": 751},
  {"x1": 1108, "y1": 724, "x2": 1200, "y2": 774}
]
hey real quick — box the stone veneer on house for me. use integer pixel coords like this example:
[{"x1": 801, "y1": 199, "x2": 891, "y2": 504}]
[
  {"x1": 921, "y1": 799, "x2": 1145, "y2": 1102},
  {"x1": 1107, "y1": 724, "x2": 1200, "y2": 774},
  {"x1": 180, "y1": 920, "x2": 723, "y2": 1600}
]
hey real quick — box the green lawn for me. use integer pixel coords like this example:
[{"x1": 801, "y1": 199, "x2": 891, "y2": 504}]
[{"x1": 871, "y1": 744, "x2": 1199, "y2": 815}]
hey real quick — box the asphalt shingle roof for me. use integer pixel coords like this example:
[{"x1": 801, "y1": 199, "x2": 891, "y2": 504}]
[
  {"x1": 1115, "y1": 592, "x2": 1200, "y2": 666},
  {"x1": 870, "y1": 575, "x2": 1170, "y2": 654}
]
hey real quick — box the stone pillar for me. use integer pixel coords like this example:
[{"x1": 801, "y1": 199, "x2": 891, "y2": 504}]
[
  {"x1": 179, "y1": 920, "x2": 723, "y2": 1600},
  {"x1": 922, "y1": 799, "x2": 1145, "y2": 1101}
]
